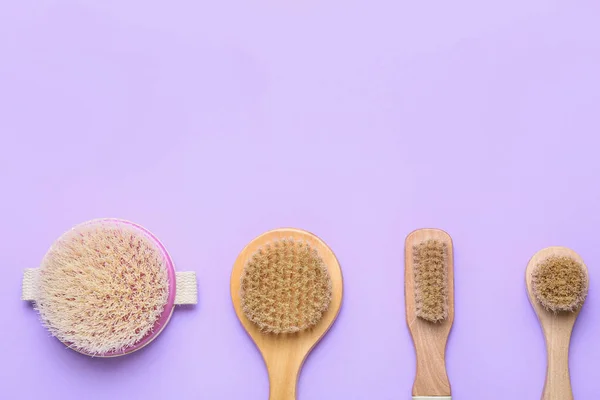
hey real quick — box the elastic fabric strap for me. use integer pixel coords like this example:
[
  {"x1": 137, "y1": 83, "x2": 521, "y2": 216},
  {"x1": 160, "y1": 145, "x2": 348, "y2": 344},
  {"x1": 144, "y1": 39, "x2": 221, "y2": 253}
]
[
  {"x1": 413, "y1": 396, "x2": 452, "y2": 400},
  {"x1": 175, "y1": 271, "x2": 198, "y2": 305},
  {"x1": 22, "y1": 268, "x2": 40, "y2": 301},
  {"x1": 413, "y1": 397, "x2": 452, "y2": 400},
  {"x1": 22, "y1": 268, "x2": 198, "y2": 305}
]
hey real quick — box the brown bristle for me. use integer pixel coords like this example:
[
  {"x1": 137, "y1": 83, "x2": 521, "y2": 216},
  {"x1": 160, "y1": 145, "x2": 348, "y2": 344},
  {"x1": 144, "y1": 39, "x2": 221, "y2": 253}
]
[
  {"x1": 413, "y1": 239, "x2": 448, "y2": 322},
  {"x1": 531, "y1": 256, "x2": 588, "y2": 312},
  {"x1": 35, "y1": 221, "x2": 169, "y2": 355},
  {"x1": 240, "y1": 238, "x2": 332, "y2": 334}
]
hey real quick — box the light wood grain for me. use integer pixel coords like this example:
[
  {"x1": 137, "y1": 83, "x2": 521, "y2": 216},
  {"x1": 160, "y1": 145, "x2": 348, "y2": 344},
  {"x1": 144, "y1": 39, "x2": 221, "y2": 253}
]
[
  {"x1": 405, "y1": 228, "x2": 454, "y2": 397},
  {"x1": 526, "y1": 246, "x2": 588, "y2": 400},
  {"x1": 231, "y1": 228, "x2": 343, "y2": 400}
]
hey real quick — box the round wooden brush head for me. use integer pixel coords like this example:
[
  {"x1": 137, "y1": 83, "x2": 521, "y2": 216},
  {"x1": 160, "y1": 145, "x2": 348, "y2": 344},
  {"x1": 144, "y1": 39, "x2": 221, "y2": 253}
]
[
  {"x1": 240, "y1": 238, "x2": 332, "y2": 334},
  {"x1": 33, "y1": 218, "x2": 176, "y2": 356},
  {"x1": 531, "y1": 255, "x2": 588, "y2": 312}
]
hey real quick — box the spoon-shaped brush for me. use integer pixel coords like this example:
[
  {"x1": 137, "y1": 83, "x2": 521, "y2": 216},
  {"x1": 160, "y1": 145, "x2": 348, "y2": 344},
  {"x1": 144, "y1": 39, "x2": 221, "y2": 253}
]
[
  {"x1": 526, "y1": 246, "x2": 589, "y2": 400},
  {"x1": 231, "y1": 228, "x2": 343, "y2": 400}
]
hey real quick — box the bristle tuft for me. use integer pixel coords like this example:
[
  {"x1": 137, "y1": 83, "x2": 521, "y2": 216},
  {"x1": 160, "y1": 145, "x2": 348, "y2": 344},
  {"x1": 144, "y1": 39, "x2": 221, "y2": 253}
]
[
  {"x1": 35, "y1": 221, "x2": 169, "y2": 355},
  {"x1": 240, "y1": 238, "x2": 332, "y2": 334},
  {"x1": 532, "y1": 256, "x2": 588, "y2": 313},
  {"x1": 413, "y1": 239, "x2": 448, "y2": 322}
]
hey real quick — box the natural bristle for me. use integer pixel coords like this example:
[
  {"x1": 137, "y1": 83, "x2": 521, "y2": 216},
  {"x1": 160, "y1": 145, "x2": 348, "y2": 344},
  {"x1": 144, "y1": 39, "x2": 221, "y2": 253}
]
[
  {"x1": 413, "y1": 239, "x2": 448, "y2": 323},
  {"x1": 240, "y1": 238, "x2": 332, "y2": 334},
  {"x1": 532, "y1": 256, "x2": 588, "y2": 313},
  {"x1": 36, "y1": 221, "x2": 169, "y2": 355}
]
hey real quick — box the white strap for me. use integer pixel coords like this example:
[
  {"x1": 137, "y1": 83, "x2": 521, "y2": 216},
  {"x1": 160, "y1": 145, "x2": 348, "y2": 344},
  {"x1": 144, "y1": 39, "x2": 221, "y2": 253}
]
[
  {"x1": 22, "y1": 268, "x2": 40, "y2": 301},
  {"x1": 175, "y1": 271, "x2": 197, "y2": 305},
  {"x1": 413, "y1": 397, "x2": 451, "y2": 400},
  {"x1": 21, "y1": 268, "x2": 197, "y2": 305}
]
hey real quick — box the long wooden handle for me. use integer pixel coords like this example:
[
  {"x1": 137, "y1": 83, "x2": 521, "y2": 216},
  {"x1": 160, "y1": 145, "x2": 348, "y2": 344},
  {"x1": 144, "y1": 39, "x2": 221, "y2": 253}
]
[
  {"x1": 411, "y1": 323, "x2": 451, "y2": 396},
  {"x1": 413, "y1": 347, "x2": 449, "y2": 395},
  {"x1": 543, "y1": 329, "x2": 573, "y2": 400},
  {"x1": 266, "y1": 352, "x2": 304, "y2": 400}
]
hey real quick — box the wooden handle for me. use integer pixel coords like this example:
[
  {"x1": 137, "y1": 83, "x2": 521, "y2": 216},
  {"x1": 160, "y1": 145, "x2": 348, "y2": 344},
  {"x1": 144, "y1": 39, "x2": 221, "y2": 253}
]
[
  {"x1": 410, "y1": 321, "x2": 451, "y2": 396},
  {"x1": 265, "y1": 350, "x2": 304, "y2": 400},
  {"x1": 542, "y1": 319, "x2": 574, "y2": 400}
]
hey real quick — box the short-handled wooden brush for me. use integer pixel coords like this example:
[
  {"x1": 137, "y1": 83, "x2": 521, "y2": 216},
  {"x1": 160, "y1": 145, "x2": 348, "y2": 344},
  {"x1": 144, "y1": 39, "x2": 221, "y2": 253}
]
[
  {"x1": 405, "y1": 228, "x2": 454, "y2": 400},
  {"x1": 526, "y1": 246, "x2": 589, "y2": 400}
]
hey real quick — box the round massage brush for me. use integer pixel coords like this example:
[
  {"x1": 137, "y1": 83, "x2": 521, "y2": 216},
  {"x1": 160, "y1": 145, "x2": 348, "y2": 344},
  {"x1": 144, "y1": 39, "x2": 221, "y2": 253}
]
[
  {"x1": 230, "y1": 228, "x2": 343, "y2": 400},
  {"x1": 405, "y1": 228, "x2": 454, "y2": 400},
  {"x1": 21, "y1": 218, "x2": 198, "y2": 357},
  {"x1": 526, "y1": 246, "x2": 589, "y2": 400}
]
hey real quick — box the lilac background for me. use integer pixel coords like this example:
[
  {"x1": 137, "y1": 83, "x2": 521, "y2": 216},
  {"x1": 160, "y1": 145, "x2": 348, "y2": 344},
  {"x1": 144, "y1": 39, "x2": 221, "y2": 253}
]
[{"x1": 1, "y1": 1, "x2": 600, "y2": 399}]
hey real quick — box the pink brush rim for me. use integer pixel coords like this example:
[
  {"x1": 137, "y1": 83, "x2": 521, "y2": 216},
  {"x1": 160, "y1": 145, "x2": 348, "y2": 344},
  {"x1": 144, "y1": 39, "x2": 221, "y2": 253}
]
[{"x1": 51, "y1": 218, "x2": 176, "y2": 357}]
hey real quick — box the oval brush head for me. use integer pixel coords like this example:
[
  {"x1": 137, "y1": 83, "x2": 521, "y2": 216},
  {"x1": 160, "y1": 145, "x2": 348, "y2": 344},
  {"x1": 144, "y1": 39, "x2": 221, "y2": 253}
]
[
  {"x1": 27, "y1": 219, "x2": 179, "y2": 356},
  {"x1": 240, "y1": 238, "x2": 332, "y2": 334},
  {"x1": 531, "y1": 255, "x2": 588, "y2": 313}
]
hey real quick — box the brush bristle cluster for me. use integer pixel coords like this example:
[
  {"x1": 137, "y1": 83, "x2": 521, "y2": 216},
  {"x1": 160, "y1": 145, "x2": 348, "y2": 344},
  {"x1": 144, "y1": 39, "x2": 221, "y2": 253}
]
[
  {"x1": 532, "y1": 256, "x2": 588, "y2": 313},
  {"x1": 36, "y1": 221, "x2": 169, "y2": 355},
  {"x1": 240, "y1": 238, "x2": 332, "y2": 334},
  {"x1": 413, "y1": 239, "x2": 448, "y2": 323}
]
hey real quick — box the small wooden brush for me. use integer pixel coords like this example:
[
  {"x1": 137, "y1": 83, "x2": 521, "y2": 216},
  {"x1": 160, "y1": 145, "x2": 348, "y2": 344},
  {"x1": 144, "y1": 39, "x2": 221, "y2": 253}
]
[
  {"x1": 526, "y1": 246, "x2": 589, "y2": 400},
  {"x1": 405, "y1": 228, "x2": 454, "y2": 400}
]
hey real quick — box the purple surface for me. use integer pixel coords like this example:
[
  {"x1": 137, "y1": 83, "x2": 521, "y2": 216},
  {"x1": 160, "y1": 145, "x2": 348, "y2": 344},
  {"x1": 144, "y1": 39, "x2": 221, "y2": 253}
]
[{"x1": 1, "y1": 1, "x2": 600, "y2": 399}]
